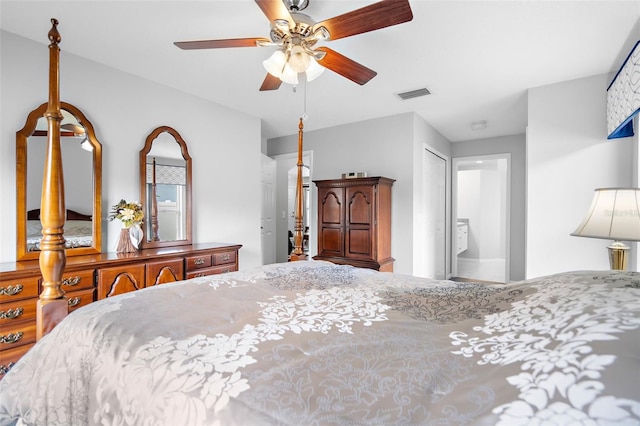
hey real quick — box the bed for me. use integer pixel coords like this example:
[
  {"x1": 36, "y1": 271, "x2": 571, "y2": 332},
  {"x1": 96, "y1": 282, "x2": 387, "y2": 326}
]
[
  {"x1": 1, "y1": 261, "x2": 639, "y2": 424},
  {"x1": 9, "y1": 15, "x2": 639, "y2": 426},
  {"x1": 26, "y1": 209, "x2": 93, "y2": 251}
]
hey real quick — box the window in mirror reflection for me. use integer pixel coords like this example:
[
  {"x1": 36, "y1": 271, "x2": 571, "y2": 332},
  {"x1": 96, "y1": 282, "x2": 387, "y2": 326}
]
[{"x1": 145, "y1": 157, "x2": 187, "y2": 241}]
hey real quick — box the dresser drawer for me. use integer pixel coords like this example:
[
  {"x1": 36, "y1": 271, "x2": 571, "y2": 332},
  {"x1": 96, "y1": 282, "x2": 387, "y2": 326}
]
[
  {"x1": 213, "y1": 250, "x2": 236, "y2": 265},
  {"x1": 185, "y1": 264, "x2": 237, "y2": 279},
  {"x1": 60, "y1": 270, "x2": 95, "y2": 292},
  {"x1": 0, "y1": 298, "x2": 36, "y2": 326},
  {"x1": 0, "y1": 276, "x2": 39, "y2": 303},
  {"x1": 0, "y1": 320, "x2": 36, "y2": 350},
  {"x1": 185, "y1": 254, "x2": 212, "y2": 271},
  {"x1": 146, "y1": 258, "x2": 184, "y2": 286},
  {"x1": 98, "y1": 264, "x2": 145, "y2": 299},
  {"x1": 66, "y1": 288, "x2": 95, "y2": 313},
  {"x1": 0, "y1": 344, "x2": 31, "y2": 379}
]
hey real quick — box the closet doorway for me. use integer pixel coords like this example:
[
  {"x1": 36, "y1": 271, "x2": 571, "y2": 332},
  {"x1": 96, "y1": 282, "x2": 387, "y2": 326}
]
[{"x1": 452, "y1": 154, "x2": 510, "y2": 283}]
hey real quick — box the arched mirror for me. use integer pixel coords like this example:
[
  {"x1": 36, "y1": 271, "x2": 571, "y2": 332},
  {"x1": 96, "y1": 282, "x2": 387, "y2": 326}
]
[
  {"x1": 16, "y1": 102, "x2": 103, "y2": 260},
  {"x1": 139, "y1": 126, "x2": 192, "y2": 249}
]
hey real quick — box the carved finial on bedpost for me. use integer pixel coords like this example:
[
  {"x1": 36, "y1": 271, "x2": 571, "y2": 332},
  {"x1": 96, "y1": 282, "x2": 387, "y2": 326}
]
[
  {"x1": 37, "y1": 18, "x2": 68, "y2": 340},
  {"x1": 48, "y1": 18, "x2": 60, "y2": 44},
  {"x1": 289, "y1": 117, "x2": 308, "y2": 262}
]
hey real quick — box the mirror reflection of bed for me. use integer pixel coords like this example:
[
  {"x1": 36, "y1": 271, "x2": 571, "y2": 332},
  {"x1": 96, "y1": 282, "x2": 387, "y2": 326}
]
[{"x1": 26, "y1": 208, "x2": 93, "y2": 251}]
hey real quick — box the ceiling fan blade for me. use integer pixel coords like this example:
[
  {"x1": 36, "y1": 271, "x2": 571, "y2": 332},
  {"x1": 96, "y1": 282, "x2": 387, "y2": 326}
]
[
  {"x1": 314, "y1": 0, "x2": 413, "y2": 41},
  {"x1": 174, "y1": 38, "x2": 270, "y2": 50},
  {"x1": 260, "y1": 73, "x2": 283, "y2": 91},
  {"x1": 316, "y1": 47, "x2": 377, "y2": 85},
  {"x1": 254, "y1": 0, "x2": 294, "y2": 26}
]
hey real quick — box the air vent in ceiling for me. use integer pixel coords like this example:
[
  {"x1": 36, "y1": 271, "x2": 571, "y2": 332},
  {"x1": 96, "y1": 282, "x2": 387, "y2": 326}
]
[{"x1": 395, "y1": 87, "x2": 431, "y2": 100}]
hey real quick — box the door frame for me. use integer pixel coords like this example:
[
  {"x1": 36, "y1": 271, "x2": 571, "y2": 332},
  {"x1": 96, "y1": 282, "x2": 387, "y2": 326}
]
[
  {"x1": 452, "y1": 153, "x2": 511, "y2": 282},
  {"x1": 271, "y1": 150, "x2": 314, "y2": 263}
]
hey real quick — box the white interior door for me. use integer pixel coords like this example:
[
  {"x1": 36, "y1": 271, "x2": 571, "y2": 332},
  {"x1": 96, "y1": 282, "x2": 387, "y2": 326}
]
[
  {"x1": 261, "y1": 154, "x2": 276, "y2": 265},
  {"x1": 423, "y1": 148, "x2": 447, "y2": 279}
]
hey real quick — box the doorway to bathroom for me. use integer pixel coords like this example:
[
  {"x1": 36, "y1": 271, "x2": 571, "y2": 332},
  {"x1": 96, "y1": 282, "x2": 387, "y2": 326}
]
[{"x1": 452, "y1": 154, "x2": 510, "y2": 283}]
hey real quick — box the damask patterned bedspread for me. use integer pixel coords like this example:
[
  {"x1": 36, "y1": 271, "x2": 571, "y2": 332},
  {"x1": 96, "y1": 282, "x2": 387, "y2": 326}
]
[{"x1": 0, "y1": 261, "x2": 638, "y2": 425}]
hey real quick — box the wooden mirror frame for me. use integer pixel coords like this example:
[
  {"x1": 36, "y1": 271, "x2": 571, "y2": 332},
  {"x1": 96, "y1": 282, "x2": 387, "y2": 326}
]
[
  {"x1": 16, "y1": 101, "x2": 103, "y2": 261},
  {"x1": 139, "y1": 126, "x2": 192, "y2": 249}
]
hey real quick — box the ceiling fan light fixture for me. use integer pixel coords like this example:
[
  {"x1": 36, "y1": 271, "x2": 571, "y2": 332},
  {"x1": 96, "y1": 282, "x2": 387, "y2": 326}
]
[
  {"x1": 281, "y1": 63, "x2": 299, "y2": 85},
  {"x1": 263, "y1": 50, "x2": 287, "y2": 78},
  {"x1": 311, "y1": 26, "x2": 330, "y2": 42},
  {"x1": 305, "y1": 57, "x2": 324, "y2": 81},
  {"x1": 288, "y1": 45, "x2": 311, "y2": 73}
]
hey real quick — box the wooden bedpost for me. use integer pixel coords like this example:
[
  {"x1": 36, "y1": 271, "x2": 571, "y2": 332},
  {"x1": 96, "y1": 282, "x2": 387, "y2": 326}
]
[
  {"x1": 37, "y1": 18, "x2": 68, "y2": 339},
  {"x1": 289, "y1": 117, "x2": 308, "y2": 261},
  {"x1": 150, "y1": 157, "x2": 160, "y2": 241}
]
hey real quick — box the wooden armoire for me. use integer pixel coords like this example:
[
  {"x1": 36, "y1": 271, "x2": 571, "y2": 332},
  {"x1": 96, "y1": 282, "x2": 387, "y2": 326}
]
[{"x1": 313, "y1": 176, "x2": 395, "y2": 271}]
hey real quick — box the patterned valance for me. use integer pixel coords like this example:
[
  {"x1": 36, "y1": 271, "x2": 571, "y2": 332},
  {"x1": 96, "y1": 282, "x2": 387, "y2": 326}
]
[
  {"x1": 146, "y1": 163, "x2": 186, "y2": 185},
  {"x1": 607, "y1": 40, "x2": 640, "y2": 139}
]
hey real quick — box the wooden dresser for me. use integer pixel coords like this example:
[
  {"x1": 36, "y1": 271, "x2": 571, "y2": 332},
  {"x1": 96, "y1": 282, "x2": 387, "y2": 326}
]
[
  {"x1": 313, "y1": 176, "x2": 394, "y2": 271},
  {"x1": 0, "y1": 242, "x2": 241, "y2": 378}
]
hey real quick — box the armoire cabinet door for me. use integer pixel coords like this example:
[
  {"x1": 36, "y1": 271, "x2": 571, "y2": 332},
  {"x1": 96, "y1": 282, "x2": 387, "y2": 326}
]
[
  {"x1": 317, "y1": 187, "x2": 344, "y2": 258},
  {"x1": 345, "y1": 185, "x2": 375, "y2": 261}
]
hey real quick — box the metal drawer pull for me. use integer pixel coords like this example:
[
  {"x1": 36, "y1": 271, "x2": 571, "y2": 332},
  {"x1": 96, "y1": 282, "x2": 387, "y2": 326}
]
[
  {"x1": 1, "y1": 332, "x2": 24, "y2": 344},
  {"x1": 0, "y1": 362, "x2": 16, "y2": 376},
  {"x1": 62, "y1": 276, "x2": 81, "y2": 286},
  {"x1": 221, "y1": 254, "x2": 230, "y2": 262},
  {"x1": 194, "y1": 273, "x2": 205, "y2": 278},
  {"x1": 68, "y1": 297, "x2": 81, "y2": 307},
  {"x1": 193, "y1": 258, "x2": 206, "y2": 265},
  {"x1": 0, "y1": 285, "x2": 23, "y2": 296},
  {"x1": 0, "y1": 308, "x2": 24, "y2": 320},
  {"x1": 221, "y1": 268, "x2": 230, "y2": 273}
]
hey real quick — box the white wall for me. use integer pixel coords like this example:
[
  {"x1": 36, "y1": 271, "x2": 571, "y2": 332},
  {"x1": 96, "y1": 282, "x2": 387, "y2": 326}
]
[
  {"x1": 0, "y1": 31, "x2": 263, "y2": 269},
  {"x1": 268, "y1": 112, "x2": 451, "y2": 276},
  {"x1": 527, "y1": 74, "x2": 634, "y2": 278}
]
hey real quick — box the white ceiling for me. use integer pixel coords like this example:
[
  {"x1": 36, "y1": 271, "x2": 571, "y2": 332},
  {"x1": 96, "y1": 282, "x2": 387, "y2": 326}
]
[{"x1": 1, "y1": 1, "x2": 638, "y2": 142}]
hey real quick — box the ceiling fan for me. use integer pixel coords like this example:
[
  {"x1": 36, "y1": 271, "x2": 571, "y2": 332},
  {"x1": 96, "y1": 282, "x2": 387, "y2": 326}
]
[{"x1": 174, "y1": 0, "x2": 413, "y2": 91}]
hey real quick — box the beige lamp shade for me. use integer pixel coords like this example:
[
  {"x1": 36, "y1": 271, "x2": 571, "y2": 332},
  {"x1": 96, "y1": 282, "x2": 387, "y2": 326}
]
[{"x1": 571, "y1": 188, "x2": 640, "y2": 241}]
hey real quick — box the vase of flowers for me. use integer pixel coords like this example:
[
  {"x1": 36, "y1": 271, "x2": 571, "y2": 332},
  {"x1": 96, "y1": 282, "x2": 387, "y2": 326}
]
[{"x1": 109, "y1": 199, "x2": 144, "y2": 253}]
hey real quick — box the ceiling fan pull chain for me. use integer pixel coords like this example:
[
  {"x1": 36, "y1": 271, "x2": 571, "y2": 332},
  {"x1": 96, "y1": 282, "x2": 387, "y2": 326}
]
[{"x1": 302, "y1": 77, "x2": 309, "y2": 120}]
